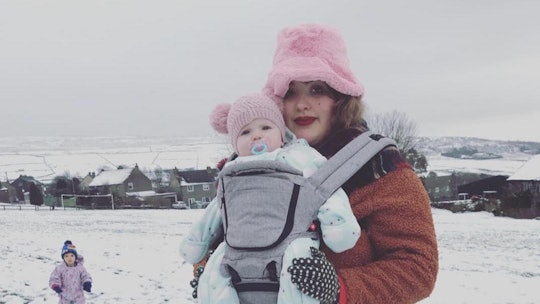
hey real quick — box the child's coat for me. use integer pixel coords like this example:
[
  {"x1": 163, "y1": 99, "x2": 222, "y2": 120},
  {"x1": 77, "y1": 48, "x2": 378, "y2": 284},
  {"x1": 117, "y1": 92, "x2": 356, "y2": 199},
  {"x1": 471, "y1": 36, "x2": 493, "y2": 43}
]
[{"x1": 49, "y1": 257, "x2": 92, "y2": 304}]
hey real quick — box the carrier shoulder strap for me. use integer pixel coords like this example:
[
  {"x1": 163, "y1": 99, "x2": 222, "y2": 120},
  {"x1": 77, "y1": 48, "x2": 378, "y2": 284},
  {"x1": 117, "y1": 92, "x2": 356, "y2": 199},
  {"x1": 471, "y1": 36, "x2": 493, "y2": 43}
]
[{"x1": 308, "y1": 131, "x2": 397, "y2": 200}]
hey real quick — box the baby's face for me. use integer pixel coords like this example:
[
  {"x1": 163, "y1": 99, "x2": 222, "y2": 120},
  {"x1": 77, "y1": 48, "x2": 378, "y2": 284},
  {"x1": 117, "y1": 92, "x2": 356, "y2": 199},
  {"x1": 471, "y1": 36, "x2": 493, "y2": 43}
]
[{"x1": 236, "y1": 118, "x2": 283, "y2": 157}]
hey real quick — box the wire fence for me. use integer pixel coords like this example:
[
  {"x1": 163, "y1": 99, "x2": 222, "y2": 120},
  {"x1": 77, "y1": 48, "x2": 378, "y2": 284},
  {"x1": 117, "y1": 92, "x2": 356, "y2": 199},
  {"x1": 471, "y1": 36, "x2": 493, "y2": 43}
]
[{"x1": 0, "y1": 203, "x2": 80, "y2": 211}]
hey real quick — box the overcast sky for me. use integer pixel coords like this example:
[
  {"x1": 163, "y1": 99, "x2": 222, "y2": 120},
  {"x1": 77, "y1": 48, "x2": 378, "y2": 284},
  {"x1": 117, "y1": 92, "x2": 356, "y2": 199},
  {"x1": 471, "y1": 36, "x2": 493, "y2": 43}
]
[{"x1": 1, "y1": 0, "x2": 539, "y2": 142}]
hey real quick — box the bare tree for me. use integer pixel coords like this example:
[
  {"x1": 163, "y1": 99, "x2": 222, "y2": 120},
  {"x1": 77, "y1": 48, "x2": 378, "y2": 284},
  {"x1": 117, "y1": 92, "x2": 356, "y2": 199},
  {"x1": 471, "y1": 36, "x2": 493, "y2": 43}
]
[
  {"x1": 367, "y1": 110, "x2": 418, "y2": 153},
  {"x1": 367, "y1": 110, "x2": 427, "y2": 172}
]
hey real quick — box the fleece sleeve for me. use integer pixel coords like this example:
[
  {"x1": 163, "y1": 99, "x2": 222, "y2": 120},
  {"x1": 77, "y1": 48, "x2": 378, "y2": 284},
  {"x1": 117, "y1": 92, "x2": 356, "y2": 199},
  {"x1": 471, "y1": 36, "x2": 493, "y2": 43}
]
[
  {"x1": 49, "y1": 265, "x2": 62, "y2": 288},
  {"x1": 80, "y1": 265, "x2": 92, "y2": 284},
  {"x1": 335, "y1": 169, "x2": 438, "y2": 303},
  {"x1": 179, "y1": 197, "x2": 223, "y2": 264}
]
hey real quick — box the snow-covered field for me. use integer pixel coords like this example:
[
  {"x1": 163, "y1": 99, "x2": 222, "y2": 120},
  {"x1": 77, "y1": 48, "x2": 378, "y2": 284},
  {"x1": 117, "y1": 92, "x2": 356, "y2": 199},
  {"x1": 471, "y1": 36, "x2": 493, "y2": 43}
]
[
  {"x1": 426, "y1": 153, "x2": 530, "y2": 176},
  {"x1": 0, "y1": 136, "x2": 232, "y2": 184},
  {"x1": 0, "y1": 136, "x2": 534, "y2": 185},
  {"x1": 1, "y1": 208, "x2": 538, "y2": 304}
]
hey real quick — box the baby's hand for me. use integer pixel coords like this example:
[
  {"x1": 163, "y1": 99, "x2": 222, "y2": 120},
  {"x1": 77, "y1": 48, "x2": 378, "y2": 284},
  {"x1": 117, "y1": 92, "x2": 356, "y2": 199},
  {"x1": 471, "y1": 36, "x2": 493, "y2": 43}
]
[{"x1": 83, "y1": 281, "x2": 92, "y2": 292}]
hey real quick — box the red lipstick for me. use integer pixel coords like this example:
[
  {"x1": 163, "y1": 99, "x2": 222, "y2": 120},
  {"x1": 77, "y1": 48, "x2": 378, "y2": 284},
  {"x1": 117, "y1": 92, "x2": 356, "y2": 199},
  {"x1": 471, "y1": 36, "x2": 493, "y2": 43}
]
[{"x1": 294, "y1": 117, "x2": 316, "y2": 126}]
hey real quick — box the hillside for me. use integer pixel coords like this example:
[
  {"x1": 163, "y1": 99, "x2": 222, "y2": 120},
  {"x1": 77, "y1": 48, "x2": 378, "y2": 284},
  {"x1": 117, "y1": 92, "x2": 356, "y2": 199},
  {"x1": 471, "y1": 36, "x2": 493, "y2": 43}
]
[
  {"x1": 0, "y1": 136, "x2": 538, "y2": 183},
  {"x1": 416, "y1": 136, "x2": 540, "y2": 156},
  {"x1": 0, "y1": 136, "x2": 232, "y2": 183},
  {"x1": 416, "y1": 136, "x2": 538, "y2": 176}
]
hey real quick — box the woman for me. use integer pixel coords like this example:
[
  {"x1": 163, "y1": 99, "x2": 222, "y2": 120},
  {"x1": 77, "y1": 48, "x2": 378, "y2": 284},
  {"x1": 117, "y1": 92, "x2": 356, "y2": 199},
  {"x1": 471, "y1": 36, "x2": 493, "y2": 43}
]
[
  {"x1": 262, "y1": 24, "x2": 438, "y2": 303},
  {"x1": 182, "y1": 93, "x2": 360, "y2": 304}
]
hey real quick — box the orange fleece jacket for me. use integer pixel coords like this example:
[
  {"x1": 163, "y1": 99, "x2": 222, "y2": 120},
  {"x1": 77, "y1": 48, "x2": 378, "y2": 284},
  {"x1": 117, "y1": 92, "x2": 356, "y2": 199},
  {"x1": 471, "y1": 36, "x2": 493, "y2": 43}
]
[{"x1": 322, "y1": 168, "x2": 438, "y2": 303}]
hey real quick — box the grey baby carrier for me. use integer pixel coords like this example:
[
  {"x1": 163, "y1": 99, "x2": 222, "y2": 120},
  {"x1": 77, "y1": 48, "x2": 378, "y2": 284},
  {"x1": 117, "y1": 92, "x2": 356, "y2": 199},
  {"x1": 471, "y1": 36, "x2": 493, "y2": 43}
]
[{"x1": 217, "y1": 131, "x2": 396, "y2": 304}]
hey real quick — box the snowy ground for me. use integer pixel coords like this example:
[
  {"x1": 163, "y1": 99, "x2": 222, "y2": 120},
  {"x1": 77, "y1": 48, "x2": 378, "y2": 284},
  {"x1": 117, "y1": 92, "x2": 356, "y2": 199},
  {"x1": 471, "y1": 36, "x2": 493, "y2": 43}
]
[{"x1": 1, "y1": 207, "x2": 538, "y2": 304}]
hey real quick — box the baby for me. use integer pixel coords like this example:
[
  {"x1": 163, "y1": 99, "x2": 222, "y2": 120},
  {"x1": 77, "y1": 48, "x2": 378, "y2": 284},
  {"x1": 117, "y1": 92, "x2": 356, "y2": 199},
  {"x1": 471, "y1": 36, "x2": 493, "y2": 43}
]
[{"x1": 180, "y1": 93, "x2": 360, "y2": 303}]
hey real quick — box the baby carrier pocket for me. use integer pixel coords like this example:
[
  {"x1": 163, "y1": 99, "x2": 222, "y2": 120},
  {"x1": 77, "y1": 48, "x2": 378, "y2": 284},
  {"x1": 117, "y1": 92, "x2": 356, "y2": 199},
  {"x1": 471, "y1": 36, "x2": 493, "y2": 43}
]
[{"x1": 220, "y1": 160, "x2": 309, "y2": 250}]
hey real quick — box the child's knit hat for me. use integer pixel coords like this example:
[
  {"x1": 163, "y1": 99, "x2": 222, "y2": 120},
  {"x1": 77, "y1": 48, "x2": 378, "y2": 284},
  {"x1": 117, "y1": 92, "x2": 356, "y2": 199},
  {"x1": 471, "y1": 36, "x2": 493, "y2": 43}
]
[
  {"x1": 61, "y1": 240, "x2": 78, "y2": 259},
  {"x1": 263, "y1": 24, "x2": 364, "y2": 103},
  {"x1": 209, "y1": 93, "x2": 286, "y2": 151}
]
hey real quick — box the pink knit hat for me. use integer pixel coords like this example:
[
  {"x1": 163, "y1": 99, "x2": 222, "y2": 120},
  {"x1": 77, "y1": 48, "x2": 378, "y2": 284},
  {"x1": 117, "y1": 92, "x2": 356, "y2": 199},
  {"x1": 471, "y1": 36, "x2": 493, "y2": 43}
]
[
  {"x1": 263, "y1": 24, "x2": 364, "y2": 102},
  {"x1": 209, "y1": 93, "x2": 286, "y2": 151}
]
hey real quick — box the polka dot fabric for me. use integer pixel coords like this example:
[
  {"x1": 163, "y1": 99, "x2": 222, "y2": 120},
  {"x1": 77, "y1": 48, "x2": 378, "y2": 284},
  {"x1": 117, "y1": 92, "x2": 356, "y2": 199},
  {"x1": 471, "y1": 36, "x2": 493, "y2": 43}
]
[{"x1": 288, "y1": 247, "x2": 340, "y2": 304}]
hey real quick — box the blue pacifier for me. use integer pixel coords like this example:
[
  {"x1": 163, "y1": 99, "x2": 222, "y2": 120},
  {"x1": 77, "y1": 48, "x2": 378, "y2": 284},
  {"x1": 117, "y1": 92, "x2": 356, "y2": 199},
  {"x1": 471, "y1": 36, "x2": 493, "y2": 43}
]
[{"x1": 251, "y1": 140, "x2": 269, "y2": 155}]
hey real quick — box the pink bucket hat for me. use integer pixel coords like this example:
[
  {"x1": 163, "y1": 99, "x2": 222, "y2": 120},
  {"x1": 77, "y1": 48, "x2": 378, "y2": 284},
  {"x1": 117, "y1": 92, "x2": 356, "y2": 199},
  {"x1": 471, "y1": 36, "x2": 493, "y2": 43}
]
[
  {"x1": 263, "y1": 24, "x2": 364, "y2": 102},
  {"x1": 209, "y1": 93, "x2": 287, "y2": 151}
]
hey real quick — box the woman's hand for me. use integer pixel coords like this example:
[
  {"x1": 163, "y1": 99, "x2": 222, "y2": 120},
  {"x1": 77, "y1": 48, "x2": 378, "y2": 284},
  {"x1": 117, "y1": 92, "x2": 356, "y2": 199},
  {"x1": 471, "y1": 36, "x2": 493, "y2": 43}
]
[{"x1": 288, "y1": 247, "x2": 340, "y2": 304}]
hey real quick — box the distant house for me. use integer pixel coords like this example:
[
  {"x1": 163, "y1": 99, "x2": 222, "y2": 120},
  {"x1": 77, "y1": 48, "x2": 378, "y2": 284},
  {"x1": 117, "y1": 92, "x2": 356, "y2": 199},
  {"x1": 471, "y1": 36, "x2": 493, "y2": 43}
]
[
  {"x1": 457, "y1": 175, "x2": 509, "y2": 199},
  {"x1": 169, "y1": 167, "x2": 218, "y2": 208},
  {"x1": 506, "y1": 155, "x2": 540, "y2": 208},
  {"x1": 10, "y1": 175, "x2": 44, "y2": 202},
  {"x1": 88, "y1": 165, "x2": 152, "y2": 198},
  {"x1": 79, "y1": 172, "x2": 96, "y2": 193},
  {"x1": 0, "y1": 181, "x2": 17, "y2": 203},
  {"x1": 423, "y1": 175, "x2": 453, "y2": 202},
  {"x1": 0, "y1": 186, "x2": 7, "y2": 203},
  {"x1": 143, "y1": 167, "x2": 169, "y2": 191},
  {"x1": 422, "y1": 172, "x2": 494, "y2": 202}
]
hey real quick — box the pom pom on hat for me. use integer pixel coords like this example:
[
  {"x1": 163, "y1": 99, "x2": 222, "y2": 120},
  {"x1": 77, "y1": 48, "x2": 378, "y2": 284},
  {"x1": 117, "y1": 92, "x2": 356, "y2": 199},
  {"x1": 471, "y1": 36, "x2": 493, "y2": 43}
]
[
  {"x1": 61, "y1": 240, "x2": 78, "y2": 259},
  {"x1": 209, "y1": 103, "x2": 231, "y2": 134},
  {"x1": 209, "y1": 93, "x2": 286, "y2": 151},
  {"x1": 263, "y1": 24, "x2": 364, "y2": 101}
]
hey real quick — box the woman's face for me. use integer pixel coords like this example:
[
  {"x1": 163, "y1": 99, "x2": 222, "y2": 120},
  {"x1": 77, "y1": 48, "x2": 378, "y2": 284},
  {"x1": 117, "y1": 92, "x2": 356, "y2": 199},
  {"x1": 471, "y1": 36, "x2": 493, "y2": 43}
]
[{"x1": 282, "y1": 81, "x2": 336, "y2": 146}]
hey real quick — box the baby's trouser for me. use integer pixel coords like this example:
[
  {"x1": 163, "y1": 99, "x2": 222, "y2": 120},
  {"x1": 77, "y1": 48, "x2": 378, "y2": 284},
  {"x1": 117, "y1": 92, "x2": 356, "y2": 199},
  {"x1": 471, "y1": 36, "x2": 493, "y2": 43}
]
[
  {"x1": 197, "y1": 238, "x2": 319, "y2": 304},
  {"x1": 197, "y1": 242, "x2": 239, "y2": 304}
]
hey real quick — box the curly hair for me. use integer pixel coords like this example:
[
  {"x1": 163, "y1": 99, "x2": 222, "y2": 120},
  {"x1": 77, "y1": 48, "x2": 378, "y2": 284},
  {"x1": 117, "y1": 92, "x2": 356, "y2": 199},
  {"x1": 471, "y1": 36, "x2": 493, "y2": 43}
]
[{"x1": 331, "y1": 92, "x2": 364, "y2": 130}]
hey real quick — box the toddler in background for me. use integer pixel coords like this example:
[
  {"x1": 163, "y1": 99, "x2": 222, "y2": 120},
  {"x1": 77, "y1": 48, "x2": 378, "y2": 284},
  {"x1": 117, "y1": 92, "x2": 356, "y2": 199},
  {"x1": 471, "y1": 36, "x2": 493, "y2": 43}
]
[{"x1": 49, "y1": 240, "x2": 93, "y2": 304}]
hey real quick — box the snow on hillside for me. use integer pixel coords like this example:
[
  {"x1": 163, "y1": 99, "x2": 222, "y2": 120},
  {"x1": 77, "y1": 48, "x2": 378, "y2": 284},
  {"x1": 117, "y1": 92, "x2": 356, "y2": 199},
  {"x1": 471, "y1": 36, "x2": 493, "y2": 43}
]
[
  {"x1": 0, "y1": 136, "x2": 537, "y2": 183},
  {"x1": 416, "y1": 136, "x2": 540, "y2": 155},
  {"x1": 0, "y1": 136, "x2": 232, "y2": 183},
  {"x1": 419, "y1": 136, "x2": 536, "y2": 176},
  {"x1": 426, "y1": 153, "x2": 530, "y2": 176}
]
